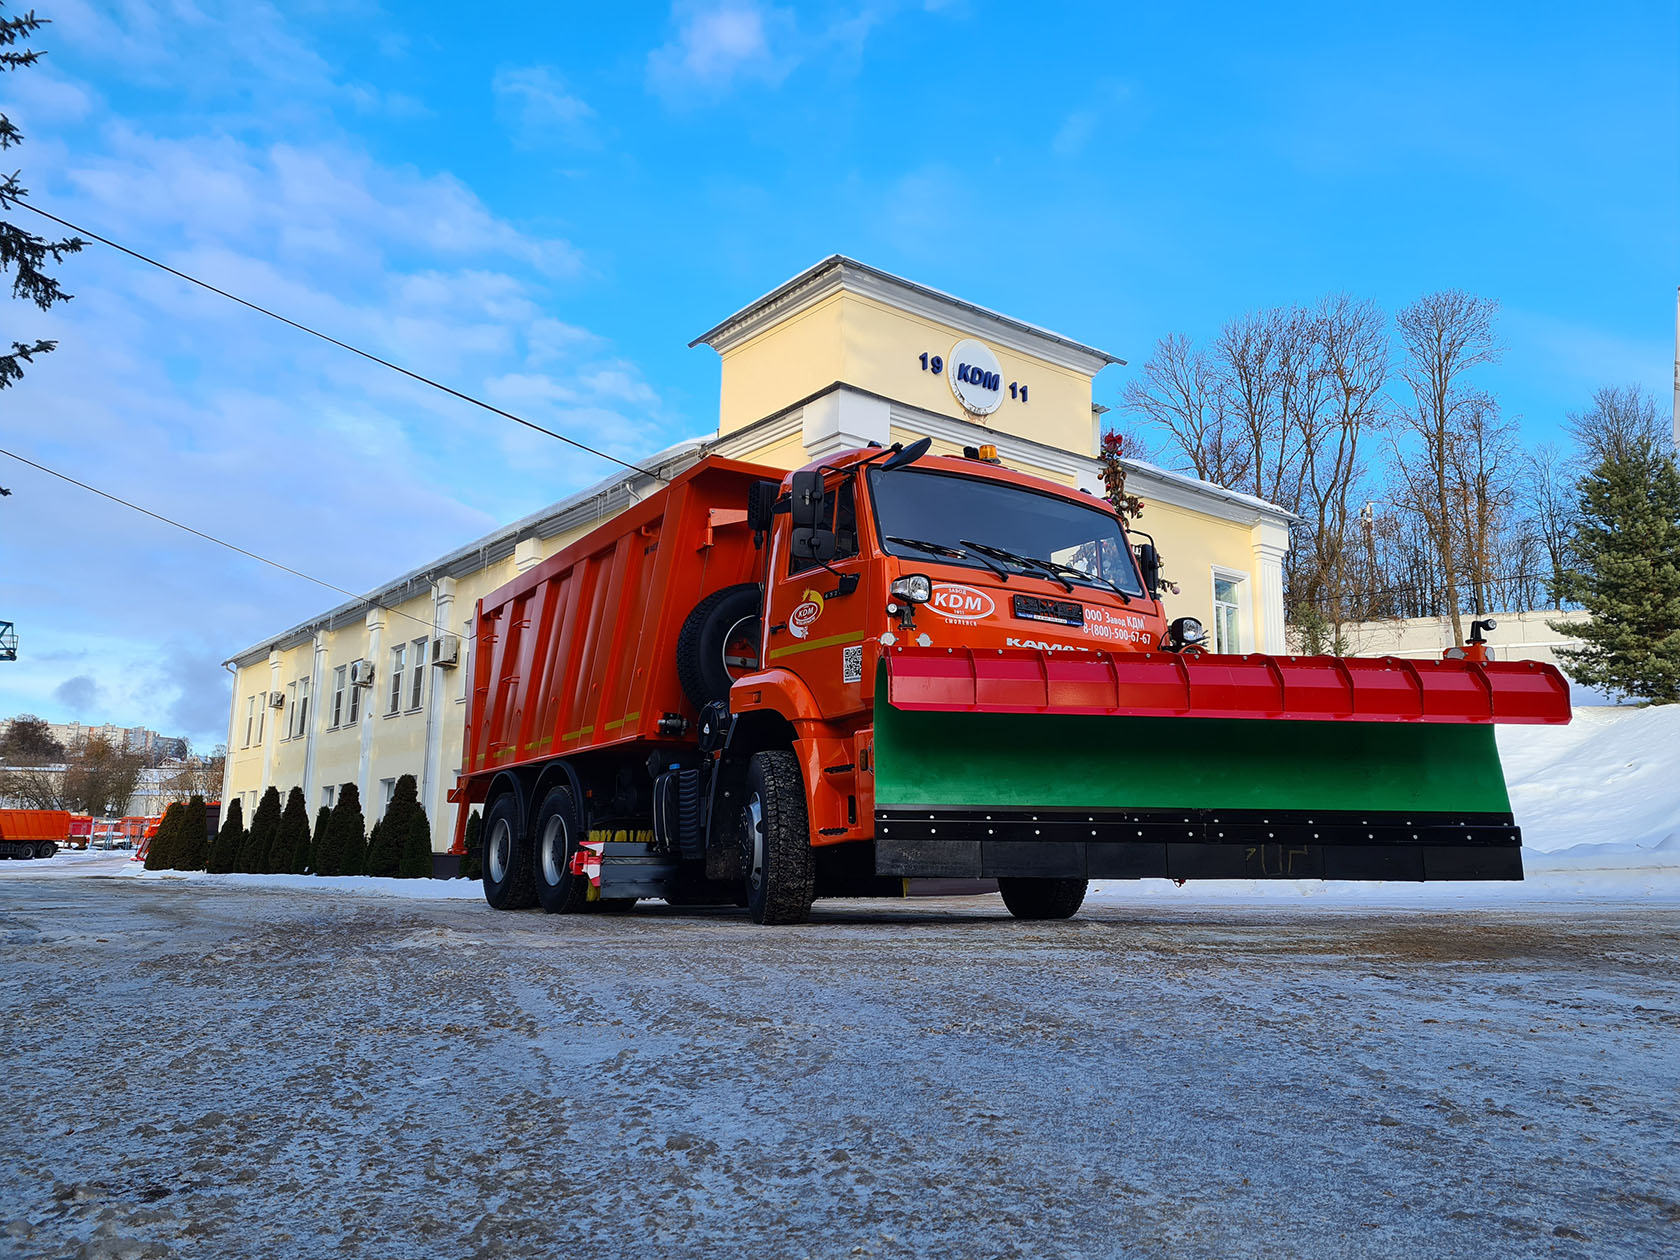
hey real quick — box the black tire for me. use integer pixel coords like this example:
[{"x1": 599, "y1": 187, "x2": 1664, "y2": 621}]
[
  {"x1": 676, "y1": 583, "x2": 762, "y2": 710},
  {"x1": 739, "y1": 750, "x2": 815, "y2": 925},
  {"x1": 999, "y1": 877, "x2": 1088, "y2": 921},
  {"x1": 532, "y1": 786, "x2": 590, "y2": 914},
  {"x1": 35, "y1": 841, "x2": 57, "y2": 860},
  {"x1": 481, "y1": 793, "x2": 536, "y2": 911}
]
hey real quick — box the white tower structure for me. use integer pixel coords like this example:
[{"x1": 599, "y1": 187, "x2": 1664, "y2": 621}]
[{"x1": 1672, "y1": 286, "x2": 1679, "y2": 445}]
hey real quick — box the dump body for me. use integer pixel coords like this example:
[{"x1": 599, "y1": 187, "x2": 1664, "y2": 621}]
[
  {"x1": 0, "y1": 809, "x2": 71, "y2": 859},
  {"x1": 457, "y1": 456, "x2": 777, "y2": 803}
]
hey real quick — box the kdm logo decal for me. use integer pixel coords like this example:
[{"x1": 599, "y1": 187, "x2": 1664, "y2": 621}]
[
  {"x1": 926, "y1": 583, "x2": 995, "y2": 622},
  {"x1": 788, "y1": 589, "x2": 824, "y2": 640}
]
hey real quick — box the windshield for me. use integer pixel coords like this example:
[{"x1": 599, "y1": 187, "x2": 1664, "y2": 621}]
[{"x1": 867, "y1": 467, "x2": 1145, "y2": 597}]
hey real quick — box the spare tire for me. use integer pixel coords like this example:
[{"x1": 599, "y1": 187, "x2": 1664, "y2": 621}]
[{"x1": 676, "y1": 583, "x2": 763, "y2": 710}]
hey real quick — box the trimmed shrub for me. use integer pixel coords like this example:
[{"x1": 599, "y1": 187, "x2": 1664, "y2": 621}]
[
  {"x1": 239, "y1": 786, "x2": 282, "y2": 873},
  {"x1": 461, "y1": 809, "x2": 482, "y2": 880},
  {"x1": 316, "y1": 783, "x2": 366, "y2": 876},
  {"x1": 399, "y1": 801, "x2": 433, "y2": 879},
  {"x1": 310, "y1": 805, "x2": 331, "y2": 874},
  {"x1": 144, "y1": 801, "x2": 185, "y2": 870},
  {"x1": 206, "y1": 797, "x2": 244, "y2": 874},
  {"x1": 363, "y1": 819, "x2": 385, "y2": 876},
  {"x1": 273, "y1": 788, "x2": 311, "y2": 875},
  {"x1": 175, "y1": 795, "x2": 210, "y2": 871},
  {"x1": 366, "y1": 774, "x2": 418, "y2": 878}
]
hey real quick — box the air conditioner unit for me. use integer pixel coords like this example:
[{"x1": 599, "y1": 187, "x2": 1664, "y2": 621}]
[
  {"x1": 267, "y1": 691, "x2": 286, "y2": 708},
  {"x1": 431, "y1": 633, "x2": 460, "y2": 668},
  {"x1": 349, "y1": 660, "x2": 375, "y2": 688}
]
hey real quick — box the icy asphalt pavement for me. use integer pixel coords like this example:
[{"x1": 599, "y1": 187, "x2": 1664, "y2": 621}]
[{"x1": 2, "y1": 874, "x2": 1677, "y2": 1260}]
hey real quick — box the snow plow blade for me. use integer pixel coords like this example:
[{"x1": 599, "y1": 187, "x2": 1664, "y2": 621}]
[{"x1": 872, "y1": 647, "x2": 1571, "y2": 883}]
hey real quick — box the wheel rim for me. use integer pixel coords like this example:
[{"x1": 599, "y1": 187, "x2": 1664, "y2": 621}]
[
  {"x1": 540, "y1": 813, "x2": 569, "y2": 887},
  {"x1": 742, "y1": 792, "x2": 765, "y2": 893},
  {"x1": 721, "y1": 614, "x2": 762, "y2": 682},
  {"x1": 487, "y1": 818, "x2": 511, "y2": 884}
]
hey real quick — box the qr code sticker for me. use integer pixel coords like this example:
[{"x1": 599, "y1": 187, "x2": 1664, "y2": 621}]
[{"x1": 842, "y1": 644, "x2": 864, "y2": 684}]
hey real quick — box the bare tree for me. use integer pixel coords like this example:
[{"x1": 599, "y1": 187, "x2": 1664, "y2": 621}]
[
  {"x1": 1394, "y1": 290, "x2": 1502, "y2": 645},
  {"x1": 1121, "y1": 333, "x2": 1247, "y2": 485},
  {"x1": 1520, "y1": 442, "x2": 1575, "y2": 601},
  {"x1": 1446, "y1": 399, "x2": 1520, "y2": 615},
  {"x1": 59, "y1": 735, "x2": 145, "y2": 816},
  {"x1": 1568, "y1": 385, "x2": 1669, "y2": 465}
]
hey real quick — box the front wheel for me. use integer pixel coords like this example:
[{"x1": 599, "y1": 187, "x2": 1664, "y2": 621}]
[
  {"x1": 998, "y1": 877, "x2": 1087, "y2": 921},
  {"x1": 481, "y1": 793, "x2": 536, "y2": 911},
  {"x1": 739, "y1": 750, "x2": 815, "y2": 925}
]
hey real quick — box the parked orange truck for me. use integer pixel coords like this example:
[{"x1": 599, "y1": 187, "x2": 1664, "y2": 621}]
[
  {"x1": 451, "y1": 442, "x2": 1571, "y2": 924},
  {"x1": 0, "y1": 809, "x2": 71, "y2": 860}
]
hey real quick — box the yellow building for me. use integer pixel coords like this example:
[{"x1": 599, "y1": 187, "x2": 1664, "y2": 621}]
[{"x1": 223, "y1": 257, "x2": 1292, "y2": 856}]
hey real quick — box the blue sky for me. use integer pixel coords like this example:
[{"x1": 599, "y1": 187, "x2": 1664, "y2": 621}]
[{"x1": 1, "y1": 0, "x2": 1675, "y2": 746}]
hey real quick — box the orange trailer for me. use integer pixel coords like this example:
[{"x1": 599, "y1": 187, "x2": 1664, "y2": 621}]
[{"x1": 0, "y1": 809, "x2": 71, "y2": 860}]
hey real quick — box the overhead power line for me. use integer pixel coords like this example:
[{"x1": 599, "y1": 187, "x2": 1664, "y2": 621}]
[
  {"x1": 0, "y1": 446, "x2": 438, "y2": 634},
  {"x1": 9, "y1": 195, "x2": 667, "y2": 483}
]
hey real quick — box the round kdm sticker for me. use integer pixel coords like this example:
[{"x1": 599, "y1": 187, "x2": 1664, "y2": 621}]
[
  {"x1": 789, "y1": 598, "x2": 823, "y2": 640},
  {"x1": 926, "y1": 583, "x2": 996, "y2": 623}
]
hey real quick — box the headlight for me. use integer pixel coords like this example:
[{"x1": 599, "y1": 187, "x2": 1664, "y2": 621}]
[
  {"x1": 1167, "y1": 616, "x2": 1206, "y2": 648},
  {"x1": 890, "y1": 574, "x2": 932, "y2": 604}
]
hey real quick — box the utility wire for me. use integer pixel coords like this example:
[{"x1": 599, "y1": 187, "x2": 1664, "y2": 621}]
[
  {"x1": 0, "y1": 446, "x2": 439, "y2": 634},
  {"x1": 8, "y1": 195, "x2": 667, "y2": 483}
]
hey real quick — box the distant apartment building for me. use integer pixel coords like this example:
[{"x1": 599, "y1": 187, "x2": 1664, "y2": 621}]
[{"x1": 0, "y1": 718, "x2": 189, "y2": 760}]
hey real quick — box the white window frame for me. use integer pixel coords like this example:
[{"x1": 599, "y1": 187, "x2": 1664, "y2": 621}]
[
  {"x1": 294, "y1": 676, "x2": 310, "y2": 739},
  {"x1": 322, "y1": 784, "x2": 337, "y2": 810},
  {"x1": 380, "y1": 777, "x2": 396, "y2": 816},
  {"x1": 347, "y1": 661, "x2": 363, "y2": 725},
  {"x1": 244, "y1": 695, "x2": 256, "y2": 747},
  {"x1": 388, "y1": 643, "x2": 406, "y2": 716},
  {"x1": 1210, "y1": 567, "x2": 1252, "y2": 654},
  {"x1": 283, "y1": 681, "x2": 297, "y2": 741},
  {"x1": 255, "y1": 696, "x2": 265, "y2": 746},
  {"x1": 408, "y1": 637, "x2": 427, "y2": 711},
  {"x1": 331, "y1": 665, "x2": 347, "y2": 728}
]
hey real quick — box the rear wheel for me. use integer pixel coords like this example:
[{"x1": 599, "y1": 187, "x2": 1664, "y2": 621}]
[
  {"x1": 481, "y1": 793, "x2": 536, "y2": 911},
  {"x1": 739, "y1": 750, "x2": 815, "y2": 925},
  {"x1": 999, "y1": 877, "x2": 1087, "y2": 921},
  {"x1": 533, "y1": 786, "x2": 590, "y2": 915},
  {"x1": 676, "y1": 584, "x2": 762, "y2": 710},
  {"x1": 34, "y1": 841, "x2": 57, "y2": 860}
]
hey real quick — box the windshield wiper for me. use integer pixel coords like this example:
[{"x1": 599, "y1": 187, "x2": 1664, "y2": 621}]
[
  {"x1": 1037, "y1": 557, "x2": 1132, "y2": 604},
  {"x1": 959, "y1": 540, "x2": 1074, "y2": 592},
  {"x1": 885, "y1": 536, "x2": 1011, "y2": 582}
]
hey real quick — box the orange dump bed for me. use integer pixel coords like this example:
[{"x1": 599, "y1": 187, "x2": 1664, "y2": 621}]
[{"x1": 0, "y1": 809, "x2": 71, "y2": 842}]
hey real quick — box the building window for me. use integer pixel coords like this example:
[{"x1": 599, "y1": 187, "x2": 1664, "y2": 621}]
[
  {"x1": 255, "y1": 697, "x2": 265, "y2": 746},
  {"x1": 409, "y1": 637, "x2": 427, "y2": 710},
  {"x1": 347, "y1": 662, "x2": 362, "y2": 725},
  {"x1": 1213, "y1": 574, "x2": 1244, "y2": 654},
  {"x1": 380, "y1": 777, "x2": 396, "y2": 815},
  {"x1": 388, "y1": 643, "x2": 406, "y2": 716},
  {"x1": 283, "y1": 682, "x2": 296, "y2": 740},
  {"x1": 322, "y1": 784, "x2": 337, "y2": 810},
  {"x1": 244, "y1": 695, "x2": 256, "y2": 747},
  {"x1": 294, "y1": 677, "x2": 310, "y2": 738},
  {"x1": 331, "y1": 666, "x2": 347, "y2": 728}
]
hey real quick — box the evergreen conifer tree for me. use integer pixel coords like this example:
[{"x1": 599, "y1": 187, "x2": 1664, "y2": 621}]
[
  {"x1": 310, "y1": 805, "x2": 331, "y2": 874},
  {"x1": 366, "y1": 774, "x2": 418, "y2": 877},
  {"x1": 273, "y1": 788, "x2": 311, "y2": 875},
  {"x1": 317, "y1": 783, "x2": 366, "y2": 876},
  {"x1": 1553, "y1": 436, "x2": 1680, "y2": 703},
  {"x1": 206, "y1": 797, "x2": 244, "y2": 874},
  {"x1": 364, "y1": 819, "x2": 385, "y2": 876},
  {"x1": 461, "y1": 809, "x2": 483, "y2": 880},
  {"x1": 143, "y1": 801, "x2": 185, "y2": 870},
  {"x1": 239, "y1": 786, "x2": 282, "y2": 873},
  {"x1": 399, "y1": 802, "x2": 433, "y2": 879},
  {"x1": 175, "y1": 795, "x2": 210, "y2": 870}
]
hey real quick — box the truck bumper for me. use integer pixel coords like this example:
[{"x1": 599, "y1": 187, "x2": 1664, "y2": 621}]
[{"x1": 873, "y1": 807, "x2": 1524, "y2": 882}]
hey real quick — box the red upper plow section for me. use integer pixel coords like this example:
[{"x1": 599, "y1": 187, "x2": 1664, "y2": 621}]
[{"x1": 883, "y1": 647, "x2": 1572, "y2": 725}]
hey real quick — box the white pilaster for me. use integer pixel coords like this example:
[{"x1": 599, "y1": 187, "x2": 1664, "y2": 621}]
[
  {"x1": 421, "y1": 577, "x2": 457, "y2": 851},
  {"x1": 261, "y1": 650, "x2": 283, "y2": 796},
  {"x1": 301, "y1": 633, "x2": 326, "y2": 809},
  {"x1": 1250, "y1": 519, "x2": 1290, "y2": 654},
  {"x1": 357, "y1": 608, "x2": 385, "y2": 804},
  {"x1": 514, "y1": 538, "x2": 542, "y2": 573},
  {"x1": 802, "y1": 386, "x2": 892, "y2": 459}
]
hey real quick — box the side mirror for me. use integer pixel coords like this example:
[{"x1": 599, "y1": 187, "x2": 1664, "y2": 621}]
[
  {"x1": 881, "y1": 436, "x2": 932, "y2": 472},
  {"x1": 1135, "y1": 542, "x2": 1161, "y2": 601},
  {"x1": 791, "y1": 527, "x2": 838, "y2": 564},
  {"x1": 789, "y1": 469, "x2": 825, "y2": 529},
  {"x1": 746, "y1": 480, "x2": 779, "y2": 534}
]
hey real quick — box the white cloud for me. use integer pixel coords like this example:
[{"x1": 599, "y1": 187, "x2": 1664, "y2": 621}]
[
  {"x1": 492, "y1": 65, "x2": 596, "y2": 147},
  {"x1": 647, "y1": 2, "x2": 798, "y2": 99}
]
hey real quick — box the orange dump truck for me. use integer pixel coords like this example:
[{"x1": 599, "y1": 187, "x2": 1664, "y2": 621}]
[
  {"x1": 0, "y1": 809, "x2": 71, "y2": 860},
  {"x1": 452, "y1": 443, "x2": 1571, "y2": 925}
]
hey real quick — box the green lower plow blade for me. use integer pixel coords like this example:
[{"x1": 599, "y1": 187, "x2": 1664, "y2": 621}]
[{"x1": 872, "y1": 688, "x2": 1522, "y2": 883}]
